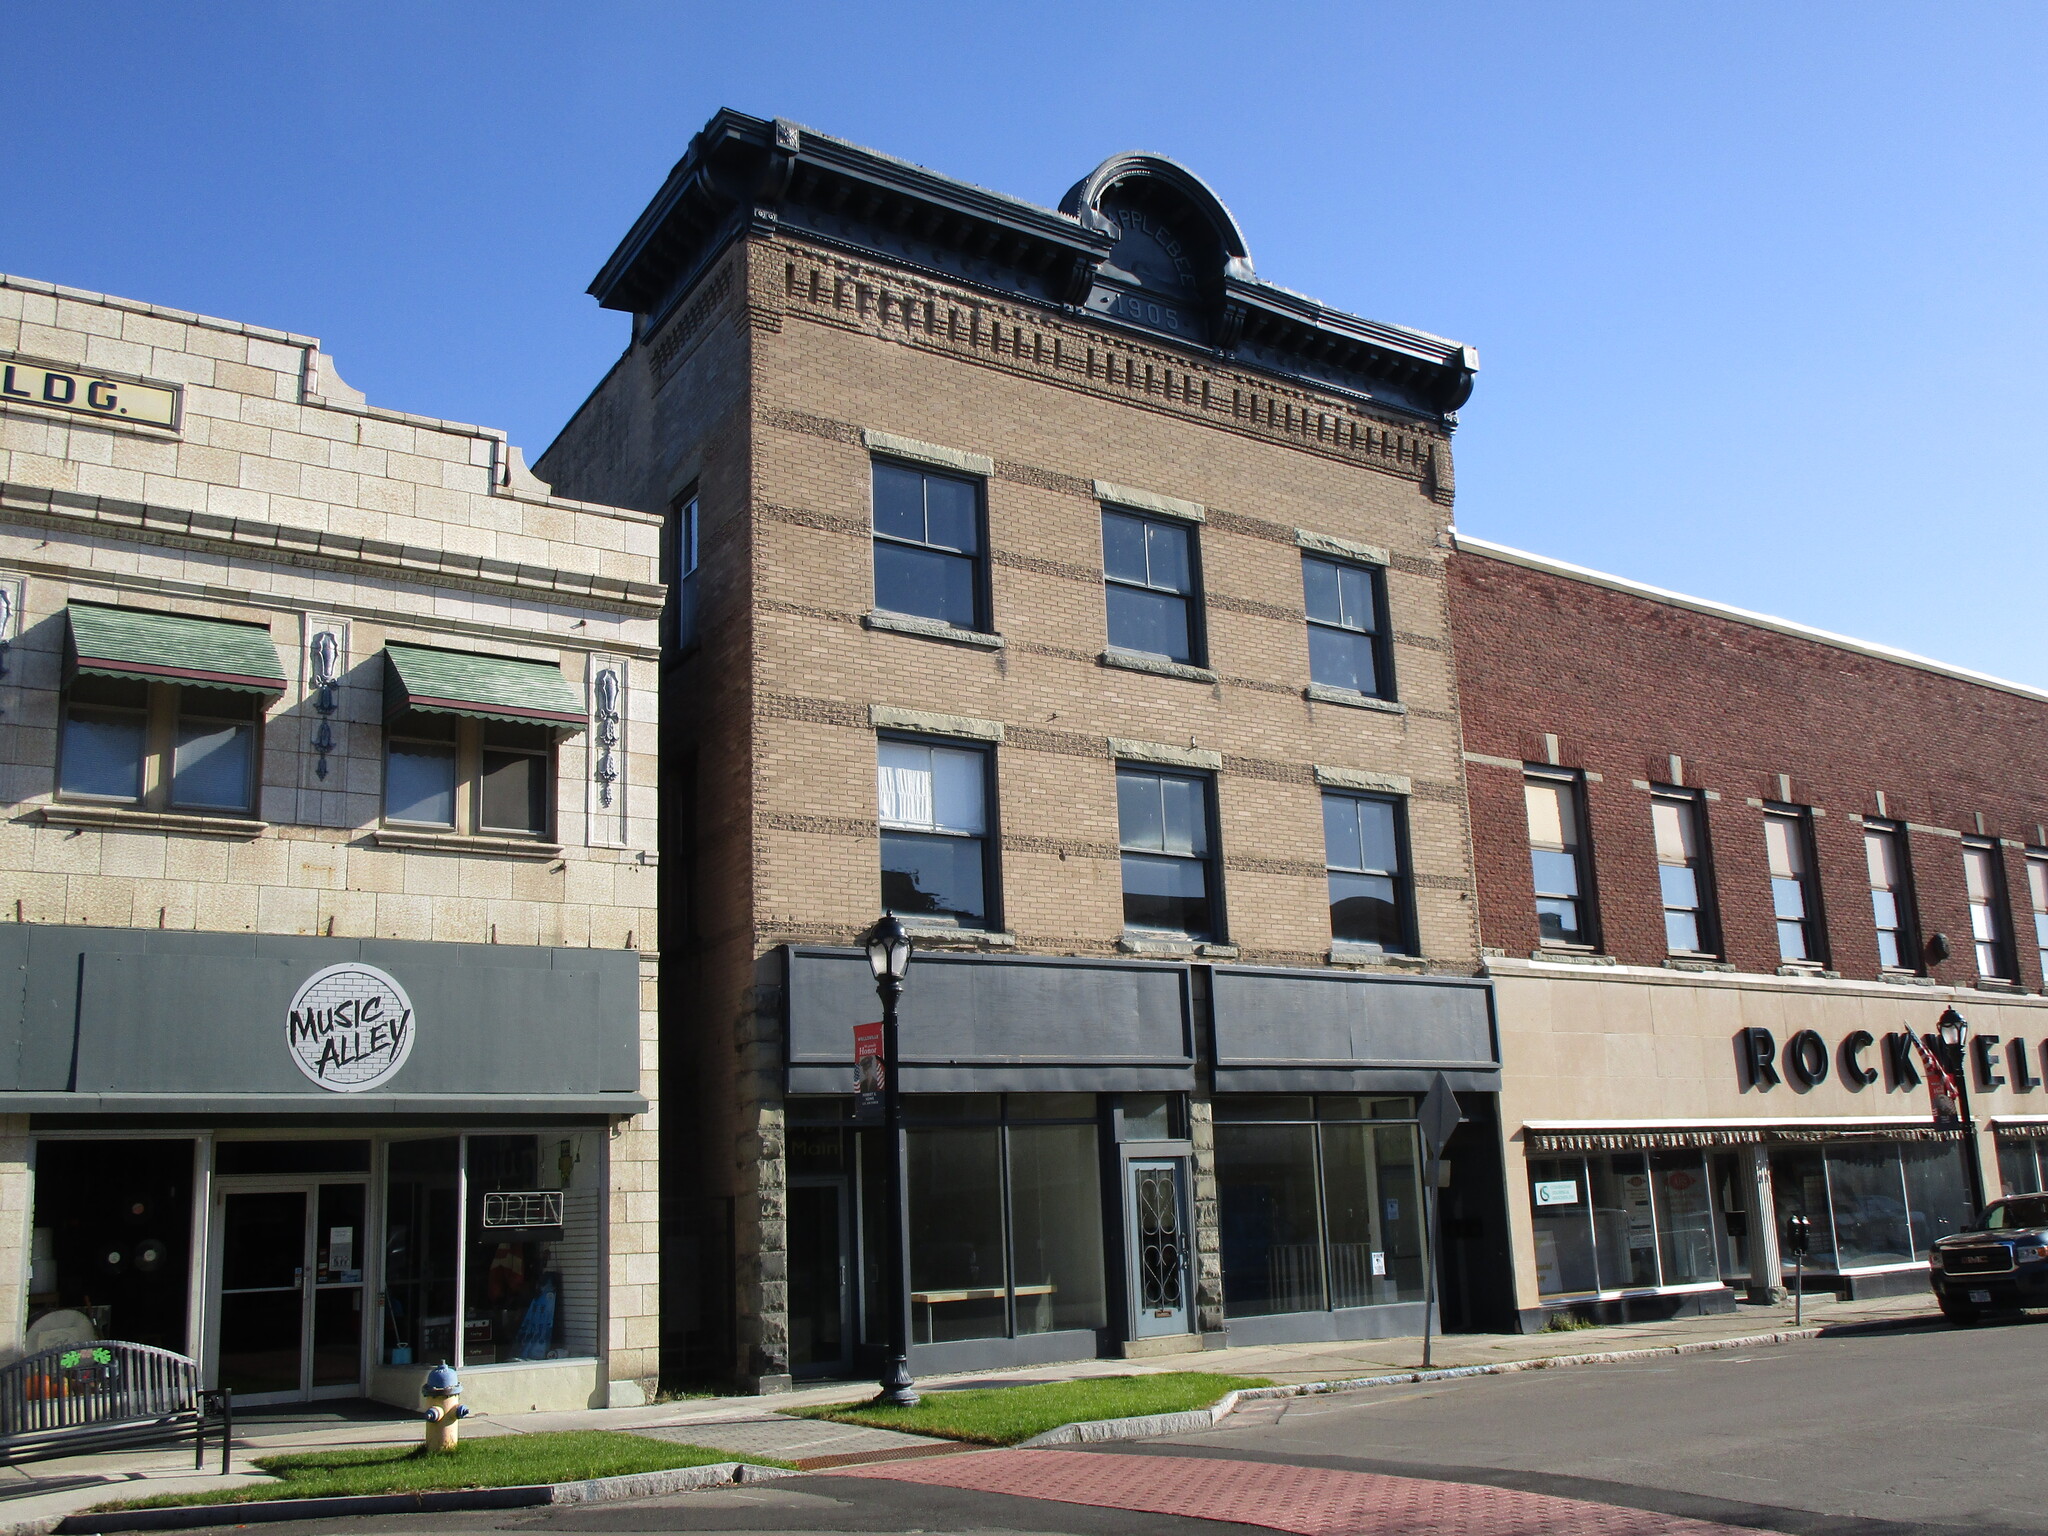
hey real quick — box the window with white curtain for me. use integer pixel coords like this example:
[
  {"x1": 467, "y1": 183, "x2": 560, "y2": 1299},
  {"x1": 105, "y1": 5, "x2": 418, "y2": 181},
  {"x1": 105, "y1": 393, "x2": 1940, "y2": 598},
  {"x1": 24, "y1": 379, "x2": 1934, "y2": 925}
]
[{"x1": 878, "y1": 739, "x2": 991, "y2": 927}]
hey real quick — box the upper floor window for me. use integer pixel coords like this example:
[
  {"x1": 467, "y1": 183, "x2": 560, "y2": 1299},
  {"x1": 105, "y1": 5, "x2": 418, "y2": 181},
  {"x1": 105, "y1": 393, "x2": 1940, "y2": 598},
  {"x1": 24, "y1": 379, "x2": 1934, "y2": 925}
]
[
  {"x1": 668, "y1": 491, "x2": 700, "y2": 649},
  {"x1": 877, "y1": 738, "x2": 992, "y2": 928},
  {"x1": 1963, "y1": 839, "x2": 2013, "y2": 979},
  {"x1": 60, "y1": 677, "x2": 262, "y2": 815},
  {"x1": 385, "y1": 714, "x2": 552, "y2": 838},
  {"x1": 1322, "y1": 791, "x2": 1412, "y2": 953},
  {"x1": 1117, "y1": 764, "x2": 1216, "y2": 938},
  {"x1": 1103, "y1": 508, "x2": 1200, "y2": 664},
  {"x1": 873, "y1": 460, "x2": 984, "y2": 631},
  {"x1": 1764, "y1": 807, "x2": 1822, "y2": 964},
  {"x1": 1652, "y1": 792, "x2": 1714, "y2": 955},
  {"x1": 1865, "y1": 822, "x2": 1914, "y2": 970},
  {"x1": 1524, "y1": 772, "x2": 1592, "y2": 947},
  {"x1": 2028, "y1": 854, "x2": 2048, "y2": 986},
  {"x1": 1302, "y1": 555, "x2": 1390, "y2": 698}
]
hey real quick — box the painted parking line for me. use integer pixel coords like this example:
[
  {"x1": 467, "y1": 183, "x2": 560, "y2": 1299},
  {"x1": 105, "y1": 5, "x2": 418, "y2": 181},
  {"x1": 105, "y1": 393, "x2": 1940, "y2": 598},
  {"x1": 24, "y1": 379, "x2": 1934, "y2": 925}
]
[{"x1": 833, "y1": 1448, "x2": 1764, "y2": 1535}]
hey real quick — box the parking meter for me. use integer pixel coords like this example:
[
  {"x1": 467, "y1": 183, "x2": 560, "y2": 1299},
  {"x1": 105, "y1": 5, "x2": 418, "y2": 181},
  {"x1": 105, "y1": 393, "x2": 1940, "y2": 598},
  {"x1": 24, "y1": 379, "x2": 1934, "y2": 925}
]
[{"x1": 1785, "y1": 1215, "x2": 1812, "y2": 1258}]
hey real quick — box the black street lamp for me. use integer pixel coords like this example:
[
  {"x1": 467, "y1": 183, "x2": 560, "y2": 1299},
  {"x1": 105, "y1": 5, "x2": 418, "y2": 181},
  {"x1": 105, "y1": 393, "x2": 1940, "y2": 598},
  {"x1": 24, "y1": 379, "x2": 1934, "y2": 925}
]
[
  {"x1": 1937, "y1": 1005, "x2": 1988, "y2": 1214},
  {"x1": 864, "y1": 915, "x2": 919, "y2": 1408}
]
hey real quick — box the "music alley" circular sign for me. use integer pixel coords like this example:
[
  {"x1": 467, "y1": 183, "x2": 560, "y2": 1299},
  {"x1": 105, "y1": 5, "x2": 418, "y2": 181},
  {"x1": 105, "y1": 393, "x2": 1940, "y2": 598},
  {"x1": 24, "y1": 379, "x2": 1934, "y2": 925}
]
[{"x1": 287, "y1": 963, "x2": 417, "y2": 1092}]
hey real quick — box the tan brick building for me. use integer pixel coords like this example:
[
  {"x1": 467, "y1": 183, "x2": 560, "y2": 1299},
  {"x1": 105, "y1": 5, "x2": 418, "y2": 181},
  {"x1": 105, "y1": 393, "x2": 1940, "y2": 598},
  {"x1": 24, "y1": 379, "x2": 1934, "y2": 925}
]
[
  {"x1": 540, "y1": 113, "x2": 1511, "y2": 1388},
  {"x1": 0, "y1": 272, "x2": 661, "y2": 1410}
]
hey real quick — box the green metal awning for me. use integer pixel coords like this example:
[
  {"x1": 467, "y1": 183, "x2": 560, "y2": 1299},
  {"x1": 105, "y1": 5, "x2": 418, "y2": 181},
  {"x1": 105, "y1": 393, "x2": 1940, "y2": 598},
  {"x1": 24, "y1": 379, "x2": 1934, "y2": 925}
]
[
  {"x1": 384, "y1": 643, "x2": 586, "y2": 730},
  {"x1": 66, "y1": 603, "x2": 287, "y2": 694}
]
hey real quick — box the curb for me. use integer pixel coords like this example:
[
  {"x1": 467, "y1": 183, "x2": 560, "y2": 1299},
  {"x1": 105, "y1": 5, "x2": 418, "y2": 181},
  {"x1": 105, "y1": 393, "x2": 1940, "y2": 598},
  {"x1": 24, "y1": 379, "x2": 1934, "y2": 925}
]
[
  {"x1": 1015, "y1": 1318, "x2": 1927, "y2": 1448},
  {"x1": 39, "y1": 1459, "x2": 800, "y2": 1534}
]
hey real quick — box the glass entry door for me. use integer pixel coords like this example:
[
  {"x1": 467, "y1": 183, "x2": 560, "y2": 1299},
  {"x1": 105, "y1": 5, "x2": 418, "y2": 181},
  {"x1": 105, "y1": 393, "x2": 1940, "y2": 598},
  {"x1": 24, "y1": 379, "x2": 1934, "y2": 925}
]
[
  {"x1": 787, "y1": 1179, "x2": 850, "y2": 1375},
  {"x1": 213, "y1": 1183, "x2": 367, "y2": 1402},
  {"x1": 1126, "y1": 1159, "x2": 1191, "y2": 1338}
]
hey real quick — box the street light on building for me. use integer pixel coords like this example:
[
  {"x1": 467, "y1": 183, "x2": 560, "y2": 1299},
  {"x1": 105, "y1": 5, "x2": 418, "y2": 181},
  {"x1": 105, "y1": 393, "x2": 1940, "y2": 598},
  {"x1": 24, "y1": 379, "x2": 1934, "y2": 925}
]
[
  {"x1": 864, "y1": 915, "x2": 919, "y2": 1407},
  {"x1": 1937, "y1": 1005, "x2": 1987, "y2": 1214}
]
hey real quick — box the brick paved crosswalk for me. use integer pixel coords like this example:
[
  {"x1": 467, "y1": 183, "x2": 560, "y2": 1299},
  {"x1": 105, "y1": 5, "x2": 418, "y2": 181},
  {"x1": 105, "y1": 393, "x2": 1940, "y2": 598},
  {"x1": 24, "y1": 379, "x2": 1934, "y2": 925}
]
[{"x1": 835, "y1": 1448, "x2": 1765, "y2": 1534}]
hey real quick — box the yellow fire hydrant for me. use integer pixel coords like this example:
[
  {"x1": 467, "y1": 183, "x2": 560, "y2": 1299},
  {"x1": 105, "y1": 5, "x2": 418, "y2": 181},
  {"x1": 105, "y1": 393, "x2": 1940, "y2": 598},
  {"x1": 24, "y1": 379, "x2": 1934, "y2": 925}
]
[{"x1": 420, "y1": 1362, "x2": 472, "y2": 1451}]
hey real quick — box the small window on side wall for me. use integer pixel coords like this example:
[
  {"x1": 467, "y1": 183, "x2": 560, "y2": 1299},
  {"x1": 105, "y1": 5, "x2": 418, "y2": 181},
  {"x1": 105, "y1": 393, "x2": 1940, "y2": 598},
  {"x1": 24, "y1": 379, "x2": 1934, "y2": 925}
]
[
  {"x1": 59, "y1": 678, "x2": 261, "y2": 815},
  {"x1": 668, "y1": 491, "x2": 700, "y2": 651},
  {"x1": 384, "y1": 714, "x2": 552, "y2": 838},
  {"x1": 872, "y1": 460, "x2": 984, "y2": 631}
]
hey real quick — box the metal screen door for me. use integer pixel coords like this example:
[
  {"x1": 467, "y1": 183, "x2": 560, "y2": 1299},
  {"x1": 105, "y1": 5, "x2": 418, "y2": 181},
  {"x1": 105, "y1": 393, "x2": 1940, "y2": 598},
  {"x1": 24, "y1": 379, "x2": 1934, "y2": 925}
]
[{"x1": 1127, "y1": 1159, "x2": 1190, "y2": 1338}]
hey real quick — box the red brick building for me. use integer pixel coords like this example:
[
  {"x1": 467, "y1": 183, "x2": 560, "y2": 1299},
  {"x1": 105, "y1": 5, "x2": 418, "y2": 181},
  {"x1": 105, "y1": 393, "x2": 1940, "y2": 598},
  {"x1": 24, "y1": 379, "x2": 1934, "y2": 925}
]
[{"x1": 1451, "y1": 534, "x2": 2048, "y2": 1326}]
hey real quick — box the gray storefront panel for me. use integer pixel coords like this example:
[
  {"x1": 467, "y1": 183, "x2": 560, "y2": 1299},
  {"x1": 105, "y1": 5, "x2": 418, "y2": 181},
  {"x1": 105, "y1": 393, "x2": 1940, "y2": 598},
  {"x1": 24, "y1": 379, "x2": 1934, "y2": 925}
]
[
  {"x1": 1209, "y1": 966, "x2": 1499, "y2": 1091},
  {"x1": 784, "y1": 946, "x2": 1194, "y2": 1093},
  {"x1": 0, "y1": 925, "x2": 643, "y2": 1114}
]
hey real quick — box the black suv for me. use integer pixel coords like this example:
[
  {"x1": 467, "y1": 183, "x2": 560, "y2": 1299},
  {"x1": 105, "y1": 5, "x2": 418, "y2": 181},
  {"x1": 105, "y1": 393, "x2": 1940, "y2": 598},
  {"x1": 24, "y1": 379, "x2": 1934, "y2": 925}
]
[{"x1": 1929, "y1": 1194, "x2": 2048, "y2": 1324}]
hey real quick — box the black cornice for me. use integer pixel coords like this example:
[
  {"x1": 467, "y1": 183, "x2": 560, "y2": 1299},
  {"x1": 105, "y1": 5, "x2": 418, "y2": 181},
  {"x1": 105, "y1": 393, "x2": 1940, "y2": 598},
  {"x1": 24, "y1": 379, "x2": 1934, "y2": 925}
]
[{"x1": 589, "y1": 111, "x2": 1477, "y2": 419}]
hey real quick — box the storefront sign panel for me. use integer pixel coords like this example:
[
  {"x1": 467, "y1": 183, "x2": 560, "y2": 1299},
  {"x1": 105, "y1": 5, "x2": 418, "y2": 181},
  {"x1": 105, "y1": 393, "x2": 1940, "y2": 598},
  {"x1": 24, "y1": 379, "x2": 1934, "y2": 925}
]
[
  {"x1": 287, "y1": 963, "x2": 416, "y2": 1091},
  {"x1": 1533, "y1": 1179, "x2": 1579, "y2": 1207}
]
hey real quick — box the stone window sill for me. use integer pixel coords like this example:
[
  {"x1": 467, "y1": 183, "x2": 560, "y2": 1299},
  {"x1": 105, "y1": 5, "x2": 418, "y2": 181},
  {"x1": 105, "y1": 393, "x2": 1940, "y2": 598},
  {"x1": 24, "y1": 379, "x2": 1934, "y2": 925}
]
[
  {"x1": 1099, "y1": 648, "x2": 1218, "y2": 684},
  {"x1": 1775, "y1": 964, "x2": 1842, "y2": 980},
  {"x1": 372, "y1": 828, "x2": 564, "y2": 859},
  {"x1": 1118, "y1": 935, "x2": 1239, "y2": 959},
  {"x1": 1973, "y1": 977, "x2": 2026, "y2": 993},
  {"x1": 900, "y1": 924, "x2": 1017, "y2": 951},
  {"x1": 1878, "y1": 970, "x2": 1937, "y2": 987},
  {"x1": 1328, "y1": 946, "x2": 1429, "y2": 972},
  {"x1": 1663, "y1": 956, "x2": 1736, "y2": 973},
  {"x1": 1303, "y1": 683, "x2": 1406, "y2": 715},
  {"x1": 41, "y1": 803, "x2": 266, "y2": 839},
  {"x1": 1532, "y1": 947, "x2": 1617, "y2": 966},
  {"x1": 863, "y1": 610, "x2": 1004, "y2": 649}
]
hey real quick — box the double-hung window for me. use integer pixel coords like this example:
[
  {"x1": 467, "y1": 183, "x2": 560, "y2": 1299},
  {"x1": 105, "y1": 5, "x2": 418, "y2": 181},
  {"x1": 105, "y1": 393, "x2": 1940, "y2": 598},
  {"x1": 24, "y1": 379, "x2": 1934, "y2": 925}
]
[
  {"x1": 61, "y1": 677, "x2": 262, "y2": 815},
  {"x1": 669, "y1": 491, "x2": 700, "y2": 649},
  {"x1": 2028, "y1": 853, "x2": 2048, "y2": 983},
  {"x1": 877, "y1": 739, "x2": 992, "y2": 928},
  {"x1": 1764, "y1": 807, "x2": 1823, "y2": 963},
  {"x1": 1865, "y1": 822, "x2": 1915, "y2": 970},
  {"x1": 385, "y1": 716, "x2": 553, "y2": 837},
  {"x1": 1652, "y1": 792, "x2": 1714, "y2": 955},
  {"x1": 1524, "y1": 772, "x2": 1592, "y2": 947},
  {"x1": 1103, "y1": 508, "x2": 1200, "y2": 664},
  {"x1": 872, "y1": 460, "x2": 984, "y2": 631},
  {"x1": 1117, "y1": 765, "x2": 1216, "y2": 938},
  {"x1": 1963, "y1": 839, "x2": 2013, "y2": 979},
  {"x1": 1322, "y1": 792, "x2": 1412, "y2": 953},
  {"x1": 1302, "y1": 555, "x2": 1390, "y2": 698}
]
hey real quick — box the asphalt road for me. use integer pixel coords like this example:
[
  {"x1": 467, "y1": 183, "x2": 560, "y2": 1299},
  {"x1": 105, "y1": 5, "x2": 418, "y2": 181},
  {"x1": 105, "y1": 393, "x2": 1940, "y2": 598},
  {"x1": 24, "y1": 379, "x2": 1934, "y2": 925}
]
[{"x1": 189, "y1": 1314, "x2": 2048, "y2": 1536}]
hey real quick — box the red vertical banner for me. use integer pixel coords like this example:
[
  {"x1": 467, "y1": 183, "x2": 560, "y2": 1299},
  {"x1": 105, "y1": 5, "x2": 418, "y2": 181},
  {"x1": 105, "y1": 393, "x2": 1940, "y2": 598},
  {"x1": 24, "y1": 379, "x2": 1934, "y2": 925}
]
[
  {"x1": 1908, "y1": 1031, "x2": 1963, "y2": 1127},
  {"x1": 853, "y1": 1021, "x2": 884, "y2": 1122}
]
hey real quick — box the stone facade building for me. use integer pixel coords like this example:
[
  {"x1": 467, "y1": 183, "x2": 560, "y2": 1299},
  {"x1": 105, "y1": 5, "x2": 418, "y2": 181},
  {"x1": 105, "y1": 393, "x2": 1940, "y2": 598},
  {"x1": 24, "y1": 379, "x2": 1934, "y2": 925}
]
[
  {"x1": 539, "y1": 111, "x2": 1511, "y2": 1389},
  {"x1": 0, "y1": 272, "x2": 662, "y2": 1410}
]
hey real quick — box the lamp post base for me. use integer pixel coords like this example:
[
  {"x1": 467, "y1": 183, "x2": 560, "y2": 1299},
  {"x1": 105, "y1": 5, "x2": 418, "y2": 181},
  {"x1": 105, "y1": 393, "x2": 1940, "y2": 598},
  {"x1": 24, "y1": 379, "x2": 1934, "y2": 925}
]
[{"x1": 874, "y1": 1355, "x2": 920, "y2": 1408}]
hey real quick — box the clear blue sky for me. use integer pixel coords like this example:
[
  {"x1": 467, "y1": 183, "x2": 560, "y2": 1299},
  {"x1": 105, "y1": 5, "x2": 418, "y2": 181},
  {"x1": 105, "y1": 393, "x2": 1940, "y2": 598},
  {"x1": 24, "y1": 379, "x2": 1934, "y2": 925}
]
[{"x1": 7, "y1": 5, "x2": 2046, "y2": 685}]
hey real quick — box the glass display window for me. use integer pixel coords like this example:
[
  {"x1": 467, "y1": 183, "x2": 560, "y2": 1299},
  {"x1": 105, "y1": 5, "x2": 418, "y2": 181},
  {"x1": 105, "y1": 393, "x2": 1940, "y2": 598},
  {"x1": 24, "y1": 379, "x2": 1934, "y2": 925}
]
[
  {"x1": 1768, "y1": 1138, "x2": 1971, "y2": 1275},
  {"x1": 1530, "y1": 1147, "x2": 1741, "y2": 1298}
]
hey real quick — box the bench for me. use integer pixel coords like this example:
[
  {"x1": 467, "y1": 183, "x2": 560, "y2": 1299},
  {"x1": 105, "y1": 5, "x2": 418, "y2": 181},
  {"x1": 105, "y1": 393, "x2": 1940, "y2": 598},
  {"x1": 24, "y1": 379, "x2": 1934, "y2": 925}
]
[{"x1": 0, "y1": 1341, "x2": 231, "y2": 1471}]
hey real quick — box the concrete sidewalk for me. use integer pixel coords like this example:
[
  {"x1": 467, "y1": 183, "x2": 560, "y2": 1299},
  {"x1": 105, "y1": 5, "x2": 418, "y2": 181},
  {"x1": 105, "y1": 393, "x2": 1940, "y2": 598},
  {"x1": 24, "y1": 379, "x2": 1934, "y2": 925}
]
[{"x1": 0, "y1": 1289, "x2": 1937, "y2": 1530}]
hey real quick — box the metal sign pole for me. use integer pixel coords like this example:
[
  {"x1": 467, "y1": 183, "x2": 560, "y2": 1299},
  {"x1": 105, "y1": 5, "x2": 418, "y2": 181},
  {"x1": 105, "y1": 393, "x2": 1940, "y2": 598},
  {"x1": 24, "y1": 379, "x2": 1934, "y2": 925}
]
[{"x1": 1416, "y1": 1072, "x2": 1465, "y2": 1373}]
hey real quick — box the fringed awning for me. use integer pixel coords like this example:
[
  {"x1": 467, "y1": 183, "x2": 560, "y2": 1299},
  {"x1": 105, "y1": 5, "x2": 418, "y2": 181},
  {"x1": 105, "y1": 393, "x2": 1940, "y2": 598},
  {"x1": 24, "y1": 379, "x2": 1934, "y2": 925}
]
[
  {"x1": 1527, "y1": 1123, "x2": 1965, "y2": 1152},
  {"x1": 1528, "y1": 1128, "x2": 1764, "y2": 1153}
]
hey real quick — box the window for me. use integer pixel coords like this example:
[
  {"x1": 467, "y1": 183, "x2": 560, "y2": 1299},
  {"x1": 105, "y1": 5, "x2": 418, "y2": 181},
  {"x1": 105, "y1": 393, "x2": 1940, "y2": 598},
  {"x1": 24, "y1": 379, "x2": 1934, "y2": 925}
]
[
  {"x1": 1866, "y1": 823, "x2": 1915, "y2": 970},
  {"x1": 384, "y1": 714, "x2": 553, "y2": 837},
  {"x1": 1322, "y1": 792, "x2": 1411, "y2": 953},
  {"x1": 1103, "y1": 508, "x2": 1199, "y2": 664},
  {"x1": 1651, "y1": 792, "x2": 1713, "y2": 955},
  {"x1": 1764, "y1": 807, "x2": 1822, "y2": 963},
  {"x1": 1768, "y1": 1140, "x2": 1970, "y2": 1274},
  {"x1": 1302, "y1": 555, "x2": 1390, "y2": 698},
  {"x1": 1116, "y1": 765, "x2": 1216, "y2": 938},
  {"x1": 872, "y1": 460, "x2": 983, "y2": 630},
  {"x1": 1529, "y1": 1150, "x2": 1732, "y2": 1296},
  {"x1": 1963, "y1": 840, "x2": 2012, "y2": 979},
  {"x1": 1214, "y1": 1096, "x2": 1428, "y2": 1317},
  {"x1": 877, "y1": 739, "x2": 991, "y2": 928},
  {"x1": 59, "y1": 676, "x2": 260, "y2": 815},
  {"x1": 2028, "y1": 854, "x2": 2048, "y2": 984},
  {"x1": 1524, "y1": 773, "x2": 1591, "y2": 947},
  {"x1": 668, "y1": 491, "x2": 700, "y2": 649}
]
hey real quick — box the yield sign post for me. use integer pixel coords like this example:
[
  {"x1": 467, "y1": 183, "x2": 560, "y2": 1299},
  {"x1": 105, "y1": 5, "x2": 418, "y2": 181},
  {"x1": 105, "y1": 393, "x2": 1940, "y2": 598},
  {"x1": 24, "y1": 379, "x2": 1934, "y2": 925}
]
[{"x1": 1417, "y1": 1071, "x2": 1465, "y2": 1370}]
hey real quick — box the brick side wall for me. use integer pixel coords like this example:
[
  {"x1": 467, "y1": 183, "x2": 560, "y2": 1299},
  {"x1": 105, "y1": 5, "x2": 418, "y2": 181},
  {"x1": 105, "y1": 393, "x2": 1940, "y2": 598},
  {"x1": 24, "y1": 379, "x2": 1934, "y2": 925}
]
[{"x1": 1450, "y1": 548, "x2": 2048, "y2": 992}]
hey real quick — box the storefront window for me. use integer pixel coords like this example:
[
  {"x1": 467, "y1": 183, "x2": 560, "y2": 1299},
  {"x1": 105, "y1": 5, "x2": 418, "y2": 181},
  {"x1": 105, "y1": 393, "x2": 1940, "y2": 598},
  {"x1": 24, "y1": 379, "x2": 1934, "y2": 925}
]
[
  {"x1": 384, "y1": 1138, "x2": 458, "y2": 1366},
  {"x1": 1216, "y1": 1097, "x2": 1427, "y2": 1319},
  {"x1": 30, "y1": 1139, "x2": 194, "y2": 1352},
  {"x1": 1589, "y1": 1154, "x2": 1659, "y2": 1289},
  {"x1": 464, "y1": 1132, "x2": 600, "y2": 1364},
  {"x1": 1827, "y1": 1144, "x2": 1913, "y2": 1266},
  {"x1": 1529, "y1": 1157, "x2": 1598, "y2": 1295},
  {"x1": 1899, "y1": 1142, "x2": 1971, "y2": 1254},
  {"x1": 1768, "y1": 1146, "x2": 1839, "y2": 1270},
  {"x1": 1531, "y1": 1148, "x2": 1733, "y2": 1297},
  {"x1": 1649, "y1": 1151, "x2": 1718, "y2": 1285},
  {"x1": 1769, "y1": 1139, "x2": 1970, "y2": 1273},
  {"x1": 1999, "y1": 1139, "x2": 2044, "y2": 1195},
  {"x1": 898, "y1": 1096, "x2": 1108, "y2": 1347}
]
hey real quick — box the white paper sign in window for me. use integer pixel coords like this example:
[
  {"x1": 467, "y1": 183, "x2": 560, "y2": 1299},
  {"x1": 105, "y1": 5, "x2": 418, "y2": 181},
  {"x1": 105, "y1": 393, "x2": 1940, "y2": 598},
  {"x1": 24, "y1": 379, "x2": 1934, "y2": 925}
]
[{"x1": 877, "y1": 741, "x2": 985, "y2": 833}]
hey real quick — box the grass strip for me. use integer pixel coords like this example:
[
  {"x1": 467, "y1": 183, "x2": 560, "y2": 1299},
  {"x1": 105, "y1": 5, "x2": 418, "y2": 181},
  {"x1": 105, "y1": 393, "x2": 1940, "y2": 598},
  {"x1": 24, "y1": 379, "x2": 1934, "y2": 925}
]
[
  {"x1": 791, "y1": 1371, "x2": 1272, "y2": 1446},
  {"x1": 91, "y1": 1429, "x2": 792, "y2": 1511}
]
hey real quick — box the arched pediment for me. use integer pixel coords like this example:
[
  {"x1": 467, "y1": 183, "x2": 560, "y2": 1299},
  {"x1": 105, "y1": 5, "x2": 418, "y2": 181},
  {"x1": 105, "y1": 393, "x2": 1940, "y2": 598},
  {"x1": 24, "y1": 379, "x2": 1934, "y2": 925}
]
[{"x1": 1060, "y1": 153, "x2": 1256, "y2": 307}]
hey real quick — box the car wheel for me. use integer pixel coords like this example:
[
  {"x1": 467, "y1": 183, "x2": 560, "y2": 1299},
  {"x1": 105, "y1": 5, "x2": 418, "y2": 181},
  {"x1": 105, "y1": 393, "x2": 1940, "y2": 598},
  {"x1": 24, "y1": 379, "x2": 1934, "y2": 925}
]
[{"x1": 1939, "y1": 1297, "x2": 1981, "y2": 1326}]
